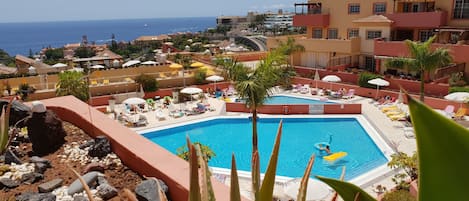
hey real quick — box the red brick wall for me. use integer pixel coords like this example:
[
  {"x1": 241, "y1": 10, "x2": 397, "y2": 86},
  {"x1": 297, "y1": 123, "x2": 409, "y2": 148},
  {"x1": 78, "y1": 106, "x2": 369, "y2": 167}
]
[{"x1": 226, "y1": 102, "x2": 362, "y2": 114}]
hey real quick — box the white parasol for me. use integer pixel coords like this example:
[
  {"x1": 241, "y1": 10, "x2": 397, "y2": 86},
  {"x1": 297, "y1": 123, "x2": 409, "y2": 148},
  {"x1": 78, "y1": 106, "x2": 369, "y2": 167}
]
[
  {"x1": 206, "y1": 75, "x2": 224, "y2": 90},
  {"x1": 180, "y1": 87, "x2": 203, "y2": 95},
  {"x1": 122, "y1": 97, "x2": 146, "y2": 105},
  {"x1": 314, "y1": 69, "x2": 320, "y2": 89},
  {"x1": 368, "y1": 78, "x2": 390, "y2": 99},
  {"x1": 90, "y1": 64, "x2": 105, "y2": 69},
  {"x1": 141, "y1": 61, "x2": 158, "y2": 65},
  {"x1": 52, "y1": 63, "x2": 67, "y2": 68},
  {"x1": 444, "y1": 92, "x2": 469, "y2": 108},
  {"x1": 321, "y1": 75, "x2": 341, "y2": 90}
]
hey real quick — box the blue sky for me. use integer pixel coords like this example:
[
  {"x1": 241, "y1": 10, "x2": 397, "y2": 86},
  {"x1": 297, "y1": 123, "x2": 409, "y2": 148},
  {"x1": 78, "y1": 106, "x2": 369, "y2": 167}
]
[{"x1": 1, "y1": 0, "x2": 298, "y2": 23}]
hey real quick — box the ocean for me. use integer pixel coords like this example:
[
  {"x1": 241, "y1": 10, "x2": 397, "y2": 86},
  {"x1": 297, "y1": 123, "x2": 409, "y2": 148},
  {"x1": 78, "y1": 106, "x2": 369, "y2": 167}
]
[{"x1": 0, "y1": 17, "x2": 216, "y2": 56}]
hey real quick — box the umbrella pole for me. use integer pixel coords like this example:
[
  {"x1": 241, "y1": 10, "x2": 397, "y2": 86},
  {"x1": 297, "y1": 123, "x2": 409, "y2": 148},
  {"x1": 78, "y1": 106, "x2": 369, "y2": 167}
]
[{"x1": 376, "y1": 86, "x2": 379, "y2": 99}]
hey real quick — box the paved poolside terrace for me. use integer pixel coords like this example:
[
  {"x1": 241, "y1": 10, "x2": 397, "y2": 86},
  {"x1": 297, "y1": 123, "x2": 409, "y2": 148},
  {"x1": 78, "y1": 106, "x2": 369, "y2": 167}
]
[{"x1": 117, "y1": 89, "x2": 422, "y2": 200}]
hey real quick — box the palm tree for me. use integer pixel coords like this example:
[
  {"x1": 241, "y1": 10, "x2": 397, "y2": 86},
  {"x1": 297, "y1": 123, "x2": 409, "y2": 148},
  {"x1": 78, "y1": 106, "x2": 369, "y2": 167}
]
[
  {"x1": 276, "y1": 37, "x2": 305, "y2": 68},
  {"x1": 386, "y1": 36, "x2": 452, "y2": 101},
  {"x1": 56, "y1": 71, "x2": 89, "y2": 102}
]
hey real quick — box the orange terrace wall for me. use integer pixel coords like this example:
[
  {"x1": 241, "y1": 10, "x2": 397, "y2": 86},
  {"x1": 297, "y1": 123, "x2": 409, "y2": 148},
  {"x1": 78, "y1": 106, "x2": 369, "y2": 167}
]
[
  {"x1": 293, "y1": 67, "x2": 450, "y2": 97},
  {"x1": 40, "y1": 96, "x2": 241, "y2": 201},
  {"x1": 225, "y1": 102, "x2": 362, "y2": 114}
]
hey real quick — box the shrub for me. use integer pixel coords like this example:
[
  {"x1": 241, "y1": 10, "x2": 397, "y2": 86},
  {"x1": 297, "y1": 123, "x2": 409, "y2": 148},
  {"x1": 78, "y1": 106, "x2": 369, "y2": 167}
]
[
  {"x1": 176, "y1": 142, "x2": 215, "y2": 162},
  {"x1": 358, "y1": 72, "x2": 382, "y2": 88},
  {"x1": 449, "y1": 86, "x2": 469, "y2": 93},
  {"x1": 194, "y1": 68, "x2": 207, "y2": 84},
  {"x1": 135, "y1": 73, "x2": 158, "y2": 92},
  {"x1": 448, "y1": 72, "x2": 466, "y2": 87},
  {"x1": 381, "y1": 190, "x2": 416, "y2": 201}
]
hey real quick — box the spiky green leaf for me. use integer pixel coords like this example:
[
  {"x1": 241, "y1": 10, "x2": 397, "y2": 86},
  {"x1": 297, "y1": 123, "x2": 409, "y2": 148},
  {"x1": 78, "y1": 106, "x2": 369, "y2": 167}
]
[
  {"x1": 316, "y1": 176, "x2": 376, "y2": 201},
  {"x1": 196, "y1": 144, "x2": 215, "y2": 201},
  {"x1": 259, "y1": 121, "x2": 283, "y2": 201},
  {"x1": 0, "y1": 100, "x2": 12, "y2": 155},
  {"x1": 187, "y1": 137, "x2": 201, "y2": 201},
  {"x1": 297, "y1": 154, "x2": 316, "y2": 201},
  {"x1": 407, "y1": 95, "x2": 469, "y2": 201},
  {"x1": 230, "y1": 154, "x2": 241, "y2": 201}
]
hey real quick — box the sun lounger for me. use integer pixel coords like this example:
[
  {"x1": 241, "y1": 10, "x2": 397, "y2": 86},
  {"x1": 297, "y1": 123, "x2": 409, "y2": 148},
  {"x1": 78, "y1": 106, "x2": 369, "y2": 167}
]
[
  {"x1": 342, "y1": 89, "x2": 355, "y2": 99},
  {"x1": 453, "y1": 108, "x2": 467, "y2": 120},
  {"x1": 103, "y1": 79, "x2": 110, "y2": 85},
  {"x1": 381, "y1": 105, "x2": 399, "y2": 112},
  {"x1": 155, "y1": 110, "x2": 167, "y2": 121},
  {"x1": 389, "y1": 113, "x2": 407, "y2": 121}
]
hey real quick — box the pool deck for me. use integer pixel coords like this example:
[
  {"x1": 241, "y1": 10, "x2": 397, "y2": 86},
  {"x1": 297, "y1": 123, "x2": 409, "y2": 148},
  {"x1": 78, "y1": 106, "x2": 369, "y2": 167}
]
[{"x1": 113, "y1": 90, "x2": 434, "y2": 200}]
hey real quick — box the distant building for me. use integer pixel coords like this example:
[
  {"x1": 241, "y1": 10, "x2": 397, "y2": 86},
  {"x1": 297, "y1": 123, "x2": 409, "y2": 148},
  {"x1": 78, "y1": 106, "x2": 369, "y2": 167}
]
[
  {"x1": 72, "y1": 49, "x2": 123, "y2": 68},
  {"x1": 216, "y1": 16, "x2": 249, "y2": 27},
  {"x1": 0, "y1": 64, "x2": 17, "y2": 75},
  {"x1": 264, "y1": 13, "x2": 294, "y2": 30},
  {"x1": 133, "y1": 34, "x2": 171, "y2": 47},
  {"x1": 15, "y1": 55, "x2": 68, "y2": 74}
]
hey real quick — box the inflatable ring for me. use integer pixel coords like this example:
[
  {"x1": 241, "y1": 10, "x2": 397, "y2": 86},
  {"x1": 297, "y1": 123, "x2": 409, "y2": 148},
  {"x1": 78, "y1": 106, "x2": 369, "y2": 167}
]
[{"x1": 314, "y1": 142, "x2": 330, "y2": 150}]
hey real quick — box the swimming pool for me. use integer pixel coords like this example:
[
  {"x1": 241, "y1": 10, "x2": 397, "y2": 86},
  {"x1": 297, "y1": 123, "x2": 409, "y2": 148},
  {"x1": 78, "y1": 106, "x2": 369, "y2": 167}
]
[
  {"x1": 141, "y1": 116, "x2": 392, "y2": 182},
  {"x1": 264, "y1": 95, "x2": 335, "y2": 105}
]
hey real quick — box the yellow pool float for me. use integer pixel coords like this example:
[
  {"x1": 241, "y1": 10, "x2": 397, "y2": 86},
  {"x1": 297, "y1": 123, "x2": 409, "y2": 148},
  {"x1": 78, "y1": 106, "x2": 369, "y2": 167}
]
[{"x1": 323, "y1": 151, "x2": 347, "y2": 161}]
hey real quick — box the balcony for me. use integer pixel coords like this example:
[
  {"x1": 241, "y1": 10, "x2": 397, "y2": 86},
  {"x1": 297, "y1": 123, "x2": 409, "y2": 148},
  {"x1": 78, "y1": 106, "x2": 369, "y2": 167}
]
[
  {"x1": 267, "y1": 35, "x2": 360, "y2": 54},
  {"x1": 374, "y1": 39, "x2": 469, "y2": 64},
  {"x1": 385, "y1": 11, "x2": 447, "y2": 28},
  {"x1": 293, "y1": 14, "x2": 329, "y2": 27}
]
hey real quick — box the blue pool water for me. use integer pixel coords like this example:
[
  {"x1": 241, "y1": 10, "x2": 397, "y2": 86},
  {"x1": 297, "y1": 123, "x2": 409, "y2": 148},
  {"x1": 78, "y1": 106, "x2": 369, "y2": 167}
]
[
  {"x1": 265, "y1": 95, "x2": 335, "y2": 105},
  {"x1": 143, "y1": 117, "x2": 388, "y2": 180}
]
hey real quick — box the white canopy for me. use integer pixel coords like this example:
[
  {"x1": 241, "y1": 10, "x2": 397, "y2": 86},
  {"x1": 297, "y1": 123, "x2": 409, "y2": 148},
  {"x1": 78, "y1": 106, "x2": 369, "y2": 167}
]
[
  {"x1": 122, "y1": 60, "x2": 141, "y2": 67},
  {"x1": 52, "y1": 63, "x2": 67, "y2": 68},
  {"x1": 368, "y1": 78, "x2": 390, "y2": 87},
  {"x1": 445, "y1": 92, "x2": 469, "y2": 103},
  {"x1": 368, "y1": 78, "x2": 390, "y2": 99},
  {"x1": 205, "y1": 75, "x2": 224, "y2": 82},
  {"x1": 123, "y1": 97, "x2": 146, "y2": 105},
  {"x1": 141, "y1": 61, "x2": 158, "y2": 65},
  {"x1": 284, "y1": 178, "x2": 330, "y2": 201},
  {"x1": 68, "y1": 67, "x2": 84, "y2": 72},
  {"x1": 321, "y1": 75, "x2": 341, "y2": 82},
  {"x1": 180, "y1": 87, "x2": 203, "y2": 95},
  {"x1": 90, "y1": 64, "x2": 105, "y2": 69}
]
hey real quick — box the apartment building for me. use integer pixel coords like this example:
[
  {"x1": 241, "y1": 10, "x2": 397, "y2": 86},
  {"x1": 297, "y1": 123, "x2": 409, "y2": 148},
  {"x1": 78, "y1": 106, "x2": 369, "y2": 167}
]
[{"x1": 267, "y1": 0, "x2": 469, "y2": 75}]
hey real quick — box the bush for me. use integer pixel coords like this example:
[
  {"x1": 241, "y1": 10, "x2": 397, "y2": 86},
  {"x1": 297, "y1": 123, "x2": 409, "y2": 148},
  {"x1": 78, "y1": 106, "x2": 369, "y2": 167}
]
[
  {"x1": 135, "y1": 73, "x2": 158, "y2": 92},
  {"x1": 358, "y1": 72, "x2": 382, "y2": 88},
  {"x1": 448, "y1": 72, "x2": 466, "y2": 87},
  {"x1": 176, "y1": 142, "x2": 215, "y2": 163},
  {"x1": 381, "y1": 190, "x2": 416, "y2": 201},
  {"x1": 194, "y1": 68, "x2": 207, "y2": 84},
  {"x1": 449, "y1": 86, "x2": 469, "y2": 93}
]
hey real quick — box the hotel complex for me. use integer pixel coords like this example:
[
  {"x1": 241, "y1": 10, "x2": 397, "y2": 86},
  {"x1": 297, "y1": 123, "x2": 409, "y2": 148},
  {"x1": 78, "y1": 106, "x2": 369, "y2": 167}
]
[{"x1": 267, "y1": 0, "x2": 469, "y2": 76}]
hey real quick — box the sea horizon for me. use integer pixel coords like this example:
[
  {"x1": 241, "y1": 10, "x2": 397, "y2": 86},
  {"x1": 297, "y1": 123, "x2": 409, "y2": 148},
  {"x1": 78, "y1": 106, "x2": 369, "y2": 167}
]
[
  {"x1": 0, "y1": 16, "x2": 217, "y2": 24},
  {"x1": 0, "y1": 16, "x2": 217, "y2": 56}
]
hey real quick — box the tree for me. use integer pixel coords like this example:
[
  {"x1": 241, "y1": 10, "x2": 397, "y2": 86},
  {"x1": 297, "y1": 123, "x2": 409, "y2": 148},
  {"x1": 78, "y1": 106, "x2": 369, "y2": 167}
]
[
  {"x1": 135, "y1": 73, "x2": 158, "y2": 92},
  {"x1": 45, "y1": 48, "x2": 64, "y2": 61},
  {"x1": 56, "y1": 71, "x2": 89, "y2": 101},
  {"x1": 276, "y1": 37, "x2": 305, "y2": 68},
  {"x1": 386, "y1": 36, "x2": 452, "y2": 101},
  {"x1": 74, "y1": 46, "x2": 96, "y2": 58}
]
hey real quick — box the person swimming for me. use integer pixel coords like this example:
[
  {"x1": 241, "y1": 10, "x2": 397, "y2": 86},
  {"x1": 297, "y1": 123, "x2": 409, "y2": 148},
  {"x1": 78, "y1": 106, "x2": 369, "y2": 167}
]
[{"x1": 319, "y1": 144, "x2": 331, "y2": 154}]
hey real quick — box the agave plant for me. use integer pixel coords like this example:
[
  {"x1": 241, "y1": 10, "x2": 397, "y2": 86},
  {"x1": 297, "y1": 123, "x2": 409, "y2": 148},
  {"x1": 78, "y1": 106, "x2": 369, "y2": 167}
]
[{"x1": 0, "y1": 100, "x2": 12, "y2": 155}]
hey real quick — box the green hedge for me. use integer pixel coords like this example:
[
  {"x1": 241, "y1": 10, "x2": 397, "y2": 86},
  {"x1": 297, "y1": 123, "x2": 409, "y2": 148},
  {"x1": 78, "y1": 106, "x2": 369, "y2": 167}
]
[
  {"x1": 358, "y1": 72, "x2": 383, "y2": 89},
  {"x1": 382, "y1": 190, "x2": 416, "y2": 201},
  {"x1": 449, "y1": 86, "x2": 469, "y2": 93}
]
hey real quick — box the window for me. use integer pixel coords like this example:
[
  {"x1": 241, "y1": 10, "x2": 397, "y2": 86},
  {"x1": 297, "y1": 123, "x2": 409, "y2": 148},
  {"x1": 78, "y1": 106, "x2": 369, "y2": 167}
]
[
  {"x1": 366, "y1": 31, "x2": 382, "y2": 40},
  {"x1": 364, "y1": 56, "x2": 376, "y2": 72},
  {"x1": 374, "y1": 3, "x2": 386, "y2": 14},
  {"x1": 453, "y1": 0, "x2": 469, "y2": 19},
  {"x1": 419, "y1": 30, "x2": 434, "y2": 42},
  {"x1": 313, "y1": 28, "x2": 322, "y2": 38},
  {"x1": 328, "y1": 29, "x2": 338, "y2": 39},
  {"x1": 348, "y1": 29, "x2": 359, "y2": 38},
  {"x1": 349, "y1": 4, "x2": 360, "y2": 14}
]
